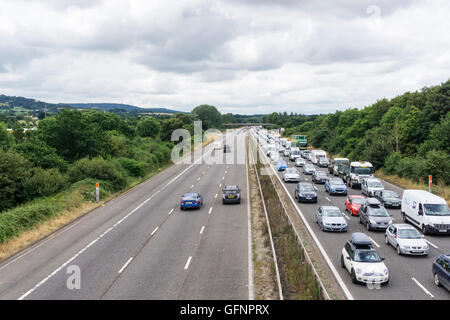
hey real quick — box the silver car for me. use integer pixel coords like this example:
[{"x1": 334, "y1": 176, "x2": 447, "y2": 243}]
[
  {"x1": 283, "y1": 168, "x2": 300, "y2": 183},
  {"x1": 295, "y1": 158, "x2": 306, "y2": 167},
  {"x1": 303, "y1": 164, "x2": 316, "y2": 175},
  {"x1": 316, "y1": 206, "x2": 348, "y2": 232},
  {"x1": 385, "y1": 224, "x2": 429, "y2": 256}
]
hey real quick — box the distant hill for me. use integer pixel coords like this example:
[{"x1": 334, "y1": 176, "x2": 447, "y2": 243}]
[{"x1": 65, "y1": 103, "x2": 185, "y2": 114}]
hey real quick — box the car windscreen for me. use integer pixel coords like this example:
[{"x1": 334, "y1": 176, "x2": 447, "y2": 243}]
[
  {"x1": 330, "y1": 179, "x2": 344, "y2": 185},
  {"x1": 322, "y1": 209, "x2": 342, "y2": 217},
  {"x1": 316, "y1": 172, "x2": 327, "y2": 176},
  {"x1": 305, "y1": 165, "x2": 314, "y2": 169},
  {"x1": 368, "y1": 181, "x2": 383, "y2": 188},
  {"x1": 286, "y1": 169, "x2": 297, "y2": 174},
  {"x1": 368, "y1": 206, "x2": 389, "y2": 217},
  {"x1": 300, "y1": 185, "x2": 314, "y2": 192},
  {"x1": 352, "y1": 198, "x2": 365, "y2": 205},
  {"x1": 424, "y1": 204, "x2": 450, "y2": 216},
  {"x1": 183, "y1": 195, "x2": 198, "y2": 200},
  {"x1": 398, "y1": 228, "x2": 421, "y2": 239},
  {"x1": 224, "y1": 189, "x2": 239, "y2": 194},
  {"x1": 353, "y1": 167, "x2": 373, "y2": 175},
  {"x1": 354, "y1": 250, "x2": 382, "y2": 263},
  {"x1": 383, "y1": 191, "x2": 399, "y2": 198}
]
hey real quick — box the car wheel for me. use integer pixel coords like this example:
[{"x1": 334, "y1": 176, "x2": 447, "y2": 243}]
[
  {"x1": 359, "y1": 216, "x2": 362, "y2": 224},
  {"x1": 351, "y1": 269, "x2": 358, "y2": 284},
  {"x1": 434, "y1": 273, "x2": 441, "y2": 287},
  {"x1": 385, "y1": 236, "x2": 389, "y2": 245},
  {"x1": 422, "y1": 224, "x2": 428, "y2": 235},
  {"x1": 396, "y1": 245, "x2": 402, "y2": 255},
  {"x1": 340, "y1": 255, "x2": 345, "y2": 268},
  {"x1": 366, "y1": 222, "x2": 371, "y2": 231}
]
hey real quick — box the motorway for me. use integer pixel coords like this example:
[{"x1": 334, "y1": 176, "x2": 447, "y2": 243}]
[
  {"x1": 250, "y1": 131, "x2": 450, "y2": 300},
  {"x1": 0, "y1": 130, "x2": 251, "y2": 300}
]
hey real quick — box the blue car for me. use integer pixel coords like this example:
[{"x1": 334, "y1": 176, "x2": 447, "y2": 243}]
[
  {"x1": 294, "y1": 182, "x2": 317, "y2": 203},
  {"x1": 180, "y1": 193, "x2": 203, "y2": 210},
  {"x1": 432, "y1": 254, "x2": 450, "y2": 291},
  {"x1": 277, "y1": 159, "x2": 287, "y2": 171},
  {"x1": 325, "y1": 177, "x2": 347, "y2": 196}
]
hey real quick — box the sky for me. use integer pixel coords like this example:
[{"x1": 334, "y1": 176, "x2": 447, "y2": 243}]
[{"x1": 0, "y1": 0, "x2": 449, "y2": 114}]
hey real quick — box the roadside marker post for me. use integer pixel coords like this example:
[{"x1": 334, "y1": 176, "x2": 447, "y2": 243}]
[
  {"x1": 96, "y1": 182, "x2": 100, "y2": 203},
  {"x1": 429, "y1": 175, "x2": 432, "y2": 193}
]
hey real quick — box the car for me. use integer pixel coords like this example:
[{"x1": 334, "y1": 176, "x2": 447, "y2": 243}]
[
  {"x1": 316, "y1": 206, "x2": 348, "y2": 232},
  {"x1": 283, "y1": 168, "x2": 300, "y2": 183},
  {"x1": 325, "y1": 177, "x2": 347, "y2": 196},
  {"x1": 283, "y1": 149, "x2": 291, "y2": 157},
  {"x1": 385, "y1": 224, "x2": 429, "y2": 256},
  {"x1": 295, "y1": 158, "x2": 306, "y2": 167},
  {"x1": 317, "y1": 157, "x2": 329, "y2": 168},
  {"x1": 345, "y1": 195, "x2": 366, "y2": 216},
  {"x1": 277, "y1": 158, "x2": 287, "y2": 171},
  {"x1": 180, "y1": 193, "x2": 203, "y2": 210},
  {"x1": 341, "y1": 232, "x2": 389, "y2": 285},
  {"x1": 294, "y1": 182, "x2": 317, "y2": 203},
  {"x1": 312, "y1": 171, "x2": 328, "y2": 184},
  {"x1": 303, "y1": 164, "x2": 316, "y2": 175},
  {"x1": 301, "y1": 150, "x2": 310, "y2": 159},
  {"x1": 223, "y1": 144, "x2": 231, "y2": 153},
  {"x1": 222, "y1": 185, "x2": 241, "y2": 204},
  {"x1": 374, "y1": 190, "x2": 401, "y2": 208},
  {"x1": 361, "y1": 178, "x2": 384, "y2": 197},
  {"x1": 279, "y1": 146, "x2": 285, "y2": 153},
  {"x1": 289, "y1": 148, "x2": 301, "y2": 162},
  {"x1": 358, "y1": 198, "x2": 393, "y2": 231},
  {"x1": 432, "y1": 254, "x2": 450, "y2": 291}
]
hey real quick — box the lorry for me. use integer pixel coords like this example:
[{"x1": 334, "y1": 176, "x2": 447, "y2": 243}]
[
  {"x1": 338, "y1": 161, "x2": 374, "y2": 189},
  {"x1": 329, "y1": 157, "x2": 350, "y2": 176},
  {"x1": 401, "y1": 190, "x2": 450, "y2": 235},
  {"x1": 291, "y1": 135, "x2": 308, "y2": 150},
  {"x1": 310, "y1": 150, "x2": 327, "y2": 165}
]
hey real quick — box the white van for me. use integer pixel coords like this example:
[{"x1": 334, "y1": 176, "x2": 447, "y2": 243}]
[
  {"x1": 310, "y1": 150, "x2": 326, "y2": 164},
  {"x1": 401, "y1": 190, "x2": 450, "y2": 235}
]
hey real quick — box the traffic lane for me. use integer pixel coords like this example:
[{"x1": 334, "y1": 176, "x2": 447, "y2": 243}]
[
  {"x1": 0, "y1": 158, "x2": 204, "y2": 300},
  {"x1": 101, "y1": 162, "x2": 231, "y2": 299},
  {"x1": 303, "y1": 160, "x2": 448, "y2": 299},
  {"x1": 178, "y1": 162, "x2": 249, "y2": 299},
  {"x1": 20, "y1": 160, "x2": 217, "y2": 300},
  {"x1": 275, "y1": 156, "x2": 435, "y2": 299}
]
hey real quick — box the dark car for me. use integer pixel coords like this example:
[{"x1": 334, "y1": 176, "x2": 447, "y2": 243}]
[
  {"x1": 180, "y1": 193, "x2": 203, "y2": 210},
  {"x1": 312, "y1": 171, "x2": 328, "y2": 184},
  {"x1": 358, "y1": 198, "x2": 393, "y2": 231},
  {"x1": 432, "y1": 254, "x2": 450, "y2": 291},
  {"x1": 374, "y1": 190, "x2": 401, "y2": 208},
  {"x1": 317, "y1": 157, "x2": 329, "y2": 168},
  {"x1": 294, "y1": 182, "x2": 317, "y2": 203},
  {"x1": 222, "y1": 185, "x2": 241, "y2": 204},
  {"x1": 223, "y1": 144, "x2": 231, "y2": 153}
]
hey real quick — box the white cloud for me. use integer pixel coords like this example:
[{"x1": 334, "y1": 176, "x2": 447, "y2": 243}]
[{"x1": 0, "y1": 0, "x2": 449, "y2": 114}]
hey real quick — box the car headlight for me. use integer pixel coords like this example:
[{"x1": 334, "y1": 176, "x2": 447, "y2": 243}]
[
  {"x1": 369, "y1": 219, "x2": 376, "y2": 225},
  {"x1": 355, "y1": 268, "x2": 363, "y2": 274},
  {"x1": 388, "y1": 219, "x2": 393, "y2": 225},
  {"x1": 401, "y1": 245, "x2": 410, "y2": 249},
  {"x1": 383, "y1": 268, "x2": 389, "y2": 275}
]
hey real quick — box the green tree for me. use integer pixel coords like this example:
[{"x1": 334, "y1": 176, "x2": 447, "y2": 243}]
[
  {"x1": 136, "y1": 116, "x2": 161, "y2": 138},
  {"x1": 192, "y1": 104, "x2": 222, "y2": 130},
  {"x1": 0, "y1": 150, "x2": 31, "y2": 210},
  {"x1": 0, "y1": 122, "x2": 13, "y2": 150}
]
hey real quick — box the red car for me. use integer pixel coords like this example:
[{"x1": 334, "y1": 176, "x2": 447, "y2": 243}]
[{"x1": 345, "y1": 195, "x2": 366, "y2": 216}]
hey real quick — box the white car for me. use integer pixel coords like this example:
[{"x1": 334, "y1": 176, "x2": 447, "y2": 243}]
[
  {"x1": 283, "y1": 168, "x2": 300, "y2": 183},
  {"x1": 283, "y1": 149, "x2": 290, "y2": 157},
  {"x1": 341, "y1": 233, "x2": 389, "y2": 285},
  {"x1": 295, "y1": 158, "x2": 306, "y2": 167},
  {"x1": 385, "y1": 224, "x2": 429, "y2": 256}
]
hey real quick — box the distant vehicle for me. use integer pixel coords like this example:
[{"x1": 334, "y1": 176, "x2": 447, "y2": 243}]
[
  {"x1": 359, "y1": 198, "x2": 393, "y2": 231},
  {"x1": 291, "y1": 135, "x2": 308, "y2": 150},
  {"x1": 223, "y1": 144, "x2": 231, "y2": 153},
  {"x1": 339, "y1": 161, "x2": 374, "y2": 189},
  {"x1": 310, "y1": 150, "x2": 327, "y2": 165},
  {"x1": 329, "y1": 158, "x2": 349, "y2": 176},
  {"x1": 401, "y1": 190, "x2": 450, "y2": 235},
  {"x1": 295, "y1": 158, "x2": 306, "y2": 167},
  {"x1": 432, "y1": 254, "x2": 450, "y2": 291},
  {"x1": 306, "y1": 152, "x2": 312, "y2": 161},
  {"x1": 341, "y1": 232, "x2": 389, "y2": 285},
  {"x1": 312, "y1": 171, "x2": 328, "y2": 184},
  {"x1": 316, "y1": 206, "x2": 348, "y2": 232},
  {"x1": 303, "y1": 164, "x2": 316, "y2": 175},
  {"x1": 280, "y1": 138, "x2": 288, "y2": 147},
  {"x1": 295, "y1": 182, "x2": 318, "y2": 203},
  {"x1": 279, "y1": 146, "x2": 285, "y2": 153},
  {"x1": 289, "y1": 147, "x2": 301, "y2": 162},
  {"x1": 374, "y1": 190, "x2": 401, "y2": 208},
  {"x1": 283, "y1": 168, "x2": 300, "y2": 183},
  {"x1": 325, "y1": 177, "x2": 347, "y2": 195},
  {"x1": 180, "y1": 193, "x2": 203, "y2": 210},
  {"x1": 301, "y1": 150, "x2": 310, "y2": 159},
  {"x1": 361, "y1": 178, "x2": 384, "y2": 197},
  {"x1": 222, "y1": 185, "x2": 241, "y2": 204},
  {"x1": 277, "y1": 158, "x2": 288, "y2": 171},
  {"x1": 385, "y1": 224, "x2": 429, "y2": 256},
  {"x1": 283, "y1": 149, "x2": 291, "y2": 157},
  {"x1": 214, "y1": 142, "x2": 222, "y2": 150},
  {"x1": 317, "y1": 157, "x2": 329, "y2": 168},
  {"x1": 345, "y1": 195, "x2": 366, "y2": 216}
]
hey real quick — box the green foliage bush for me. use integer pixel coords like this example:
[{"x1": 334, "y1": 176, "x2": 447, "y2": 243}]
[{"x1": 23, "y1": 168, "x2": 68, "y2": 199}]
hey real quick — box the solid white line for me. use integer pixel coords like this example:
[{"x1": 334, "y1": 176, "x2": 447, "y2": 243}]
[
  {"x1": 425, "y1": 239, "x2": 438, "y2": 249},
  {"x1": 369, "y1": 237, "x2": 380, "y2": 248},
  {"x1": 411, "y1": 277, "x2": 434, "y2": 298},
  {"x1": 184, "y1": 256, "x2": 192, "y2": 270},
  {"x1": 151, "y1": 227, "x2": 159, "y2": 236},
  {"x1": 208, "y1": 207, "x2": 213, "y2": 214},
  {"x1": 200, "y1": 226, "x2": 205, "y2": 234},
  {"x1": 168, "y1": 208, "x2": 174, "y2": 215},
  {"x1": 17, "y1": 142, "x2": 219, "y2": 300},
  {"x1": 118, "y1": 257, "x2": 133, "y2": 274}
]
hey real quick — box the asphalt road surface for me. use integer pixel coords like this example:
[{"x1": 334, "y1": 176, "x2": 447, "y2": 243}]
[
  {"x1": 251, "y1": 131, "x2": 449, "y2": 300},
  {"x1": 0, "y1": 130, "x2": 250, "y2": 300}
]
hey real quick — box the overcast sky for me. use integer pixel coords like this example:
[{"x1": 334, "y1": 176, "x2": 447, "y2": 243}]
[{"x1": 0, "y1": 0, "x2": 449, "y2": 114}]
